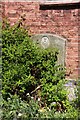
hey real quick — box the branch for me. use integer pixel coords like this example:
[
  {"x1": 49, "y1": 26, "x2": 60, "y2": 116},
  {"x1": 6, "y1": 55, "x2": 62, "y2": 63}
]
[{"x1": 31, "y1": 85, "x2": 42, "y2": 94}]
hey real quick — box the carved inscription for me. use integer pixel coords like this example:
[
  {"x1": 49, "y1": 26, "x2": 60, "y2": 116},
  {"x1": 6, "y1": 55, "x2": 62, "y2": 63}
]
[{"x1": 41, "y1": 36, "x2": 50, "y2": 48}]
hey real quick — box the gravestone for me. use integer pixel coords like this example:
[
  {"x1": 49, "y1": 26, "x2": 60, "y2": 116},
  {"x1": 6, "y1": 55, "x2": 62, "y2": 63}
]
[
  {"x1": 31, "y1": 33, "x2": 66, "y2": 66},
  {"x1": 31, "y1": 34, "x2": 77, "y2": 101}
]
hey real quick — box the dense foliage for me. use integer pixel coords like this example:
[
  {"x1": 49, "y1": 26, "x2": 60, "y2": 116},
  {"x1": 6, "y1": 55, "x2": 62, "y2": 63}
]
[
  {"x1": 2, "y1": 20, "x2": 79, "y2": 119},
  {"x1": 2, "y1": 94, "x2": 78, "y2": 120}
]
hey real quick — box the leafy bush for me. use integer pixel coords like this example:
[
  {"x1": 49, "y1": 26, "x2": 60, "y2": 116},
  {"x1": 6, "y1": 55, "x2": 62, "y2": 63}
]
[
  {"x1": 2, "y1": 20, "x2": 39, "y2": 100},
  {"x1": 2, "y1": 95, "x2": 40, "y2": 120},
  {"x1": 2, "y1": 94, "x2": 78, "y2": 120},
  {"x1": 2, "y1": 20, "x2": 79, "y2": 119},
  {"x1": 2, "y1": 20, "x2": 66, "y2": 104}
]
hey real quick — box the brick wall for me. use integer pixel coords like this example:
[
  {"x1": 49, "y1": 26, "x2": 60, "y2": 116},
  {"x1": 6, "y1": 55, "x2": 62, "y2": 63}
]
[
  {"x1": 78, "y1": 8, "x2": 80, "y2": 79},
  {"x1": 2, "y1": 1, "x2": 80, "y2": 79}
]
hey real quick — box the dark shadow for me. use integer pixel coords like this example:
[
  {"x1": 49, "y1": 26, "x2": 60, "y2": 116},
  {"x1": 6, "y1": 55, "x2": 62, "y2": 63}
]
[{"x1": 40, "y1": 3, "x2": 80, "y2": 10}]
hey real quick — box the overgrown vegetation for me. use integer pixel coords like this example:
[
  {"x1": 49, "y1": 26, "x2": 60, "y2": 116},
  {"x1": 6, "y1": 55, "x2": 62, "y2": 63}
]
[{"x1": 2, "y1": 20, "x2": 79, "y2": 119}]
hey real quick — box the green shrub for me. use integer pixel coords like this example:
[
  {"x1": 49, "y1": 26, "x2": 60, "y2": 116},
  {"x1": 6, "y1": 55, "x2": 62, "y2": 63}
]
[
  {"x1": 2, "y1": 20, "x2": 39, "y2": 100},
  {"x1": 2, "y1": 20, "x2": 66, "y2": 104},
  {"x1": 2, "y1": 95, "x2": 78, "y2": 120},
  {"x1": 2, "y1": 20, "x2": 79, "y2": 119},
  {"x1": 2, "y1": 95, "x2": 40, "y2": 120}
]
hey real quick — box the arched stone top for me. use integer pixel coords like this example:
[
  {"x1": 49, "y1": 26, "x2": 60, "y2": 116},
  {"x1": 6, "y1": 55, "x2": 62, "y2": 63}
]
[{"x1": 31, "y1": 33, "x2": 66, "y2": 66}]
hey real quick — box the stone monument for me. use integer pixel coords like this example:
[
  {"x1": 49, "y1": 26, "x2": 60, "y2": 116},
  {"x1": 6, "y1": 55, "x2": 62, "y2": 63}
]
[{"x1": 31, "y1": 33, "x2": 66, "y2": 66}]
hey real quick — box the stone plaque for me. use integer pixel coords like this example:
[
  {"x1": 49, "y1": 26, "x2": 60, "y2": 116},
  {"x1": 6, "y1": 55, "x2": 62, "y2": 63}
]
[
  {"x1": 31, "y1": 34, "x2": 66, "y2": 66},
  {"x1": 41, "y1": 36, "x2": 50, "y2": 48}
]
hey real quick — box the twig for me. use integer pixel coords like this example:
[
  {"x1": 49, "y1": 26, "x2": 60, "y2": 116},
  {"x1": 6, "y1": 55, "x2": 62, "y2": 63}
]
[{"x1": 31, "y1": 85, "x2": 42, "y2": 94}]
